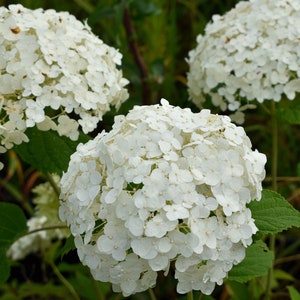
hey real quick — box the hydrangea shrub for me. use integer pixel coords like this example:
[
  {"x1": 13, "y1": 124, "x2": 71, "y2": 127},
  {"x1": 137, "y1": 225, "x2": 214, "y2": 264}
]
[
  {"x1": 59, "y1": 100, "x2": 266, "y2": 296},
  {"x1": 187, "y1": 0, "x2": 300, "y2": 122},
  {"x1": 0, "y1": 4, "x2": 129, "y2": 166}
]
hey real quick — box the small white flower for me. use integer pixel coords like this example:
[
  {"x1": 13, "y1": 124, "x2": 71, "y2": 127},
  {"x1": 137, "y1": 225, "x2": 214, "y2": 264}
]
[
  {"x1": 144, "y1": 213, "x2": 177, "y2": 238},
  {"x1": 131, "y1": 237, "x2": 159, "y2": 260},
  {"x1": 57, "y1": 115, "x2": 79, "y2": 141},
  {"x1": 164, "y1": 204, "x2": 190, "y2": 221},
  {"x1": 59, "y1": 99, "x2": 266, "y2": 296}
]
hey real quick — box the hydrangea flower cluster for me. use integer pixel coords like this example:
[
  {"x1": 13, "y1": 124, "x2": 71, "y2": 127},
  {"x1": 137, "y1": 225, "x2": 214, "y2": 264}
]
[
  {"x1": 59, "y1": 99, "x2": 266, "y2": 296},
  {"x1": 187, "y1": 0, "x2": 300, "y2": 122},
  {"x1": 8, "y1": 175, "x2": 69, "y2": 260},
  {"x1": 0, "y1": 4, "x2": 129, "y2": 160}
]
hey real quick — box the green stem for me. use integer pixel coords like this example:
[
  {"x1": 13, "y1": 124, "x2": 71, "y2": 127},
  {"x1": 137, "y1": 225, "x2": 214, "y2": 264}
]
[
  {"x1": 0, "y1": 178, "x2": 23, "y2": 201},
  {"x1": 0, "y1": 177, "x2": 34, "y2": 215},
  {"x1": 91, "y1": 276, "x2": 105, "y2": 300},
  {"x1": 45, "y1": 173, "x2": 61, "y2": 197},
  {"x1": 50, "y1": 261, "x2": 80, "y2": 300},
  {"x1": 115, "y1": 293, "x2": 123, "y2": 300},
  {"x1": 148, "y1": 289, "x2": 157, "y2": 300},
  {"x1": 266, "y1": 234, "x2": 275, "y2": 300},
  {"x1": 271, "y1": 101, "x2": 278, "y2": 192},
  {"x1": 265, "y1": 101, "x2": 278, "y2": 300},
  {"x1": 198, "y1": 293, "x2": 203, "y2": 300},
  {"x1": 24, "y1": 225, "x2": 69, "y2": 236},
  {"x1": 187, "y1": 291, "x2": 194, "y2": 300}
]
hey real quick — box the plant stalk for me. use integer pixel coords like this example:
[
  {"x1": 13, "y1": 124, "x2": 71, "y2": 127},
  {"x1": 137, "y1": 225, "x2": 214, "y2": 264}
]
[
  {"x1": 24, "y1": 225, "x2": 68, "y2": 236},
  {"x1": 45, "y1": 173, "x2": 61, "y2": 197},
  {"x1": 91, "y1": 276, "x2": 105, "y2": 300},
  {"x1": 50, "y1": 261, "x2": 80, "y2": 300},
  {"x1": 123, "y1": 4, "x2": 152, "y2": 105},
  {"x1": 187, "y1": 291, "x2": 194, "y2": 300},
  {"x1": 271, "y1": 102, "x2": 278, "y2": 192},
  {"x1": 149, "y1": 288, "x2": 157, "y2": 300},
  {"x1": 265, "y1": 101, "x2": 278, "y2": 300}
]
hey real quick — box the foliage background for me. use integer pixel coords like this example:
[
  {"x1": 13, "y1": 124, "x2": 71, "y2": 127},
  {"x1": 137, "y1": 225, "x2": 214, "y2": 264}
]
[{"x1": 1, "y1": 0, "x2": 300, "y2": 299}]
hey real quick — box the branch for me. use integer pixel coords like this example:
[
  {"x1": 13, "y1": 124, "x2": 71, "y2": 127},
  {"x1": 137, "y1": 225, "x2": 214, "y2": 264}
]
[{"x1": 123, "y1": 5, "x2": 152, "y2": 105}]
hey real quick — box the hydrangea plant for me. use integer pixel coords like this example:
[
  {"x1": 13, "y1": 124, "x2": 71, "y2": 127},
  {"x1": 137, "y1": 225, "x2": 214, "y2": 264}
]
[
  {"x1": 0, "y1": 4, "x2": 129, "y2": 168},
  {"x1": 187, "y1": 0, "x2": 300, "y2": 122},
  {"x1": 59, "y1": 99, "x2": 266, "y2": 296}
]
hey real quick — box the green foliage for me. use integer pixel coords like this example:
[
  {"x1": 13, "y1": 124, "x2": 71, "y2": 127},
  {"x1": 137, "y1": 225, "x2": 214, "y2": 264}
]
[
  {"x1": 249, "y1": 189, "x2": 300, "y2": 235},
  {"x1": 0, "y1": 248, "x2": 10, "y2": 283},
  {"x1": 14, "y1": 128, "x2": 90, "y2": 176},
  {"x1": 288, "y1": 286, "x2": 300, "y2": 300},
  {"x1": 274, "y1": 269, "x2": 295, "y2": 282},
  {"x1": 225, "y1": 281, "x2": 251, "y2": 300},
  {"x1": 0, "y1": 203, "x2": 27, "y2": 283},
  {"x1": 57, "y1": 262, "x2": 111, "y2": 300},
  {"x1": 58, "y1": 235, "x2": 75, "y2": 259},
  {"x1": 0, "y1": 203, "x2": 27, "y2": 248},
  {"x1": 0, "y1": 281, "x2": 71, "y2": 300},
  {"x1": 228, "y1": 240, "x2": 274, "y2": 283},
  {"x1": 278, "y1": 101, "x2": 300, "y2": 125},
  {"x1": 131, "y1": 0, "x2": 161, "y2": 18}
]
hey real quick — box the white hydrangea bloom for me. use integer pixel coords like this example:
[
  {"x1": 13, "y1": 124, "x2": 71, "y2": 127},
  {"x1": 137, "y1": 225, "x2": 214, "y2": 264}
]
[
  {"x1": 0, "y1": 4, "x2": 129, "y2": 165},
  {"x1": 187, "y1": 0, "x2": 300, "y2": 121},
  {"x1": 7, "y1": 175, "x2": 70, "y2": 260},
  {"x1": 59, "y1": 99, "x2": 266, "y2": 296}
]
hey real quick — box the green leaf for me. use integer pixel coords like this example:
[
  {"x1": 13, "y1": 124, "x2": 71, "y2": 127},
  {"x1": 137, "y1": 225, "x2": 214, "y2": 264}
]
[
  {"x1": 226, "y1": 281, "x2": 251, "y2": 300},
  {"x1": 0, "y1": 248, "x2": 10, "y2": 283},
  {"x1": 58, "y1": 235, "x2": 75, "y2": 259},
  {"x1": 228, "y1": 240, "x2": 274, "y2": 282},
  {"x1": 0, "y1": 203, "x2": 27, "y2": 283},
  {"x1": 73, "y1": 271, "x2": 110, "y2": 300},
  {"x1": 132, "y1": 0, "x2": 161, "y2": 17},
  {"x1": 248, "y1": 189, "x2": 300, "y2": 235},
  {"x1": 280, "y1": 108, "x2": 300, "y2": 124},
  {"x1": 0, "y1": 202, "x2": 27, "y2": 248},
  {"x1": 11, "y1": 281, "x2": 69, "y2": 299},
  {"x1": 14, "y1": 128, "x2": 90, "y2": 175},
  {"x1": 274, "y1": 269, "x2": 295, "y2": 282},
  {"x1": 278, "y1": 101, "x2": 300, "y2": 125},
  {"x1": 288, "y1": 286, "x2": 300, "y2": 300}
]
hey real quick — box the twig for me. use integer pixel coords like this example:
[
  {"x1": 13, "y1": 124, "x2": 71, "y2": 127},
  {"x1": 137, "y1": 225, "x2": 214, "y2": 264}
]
[
  {"x1": 123, "y1": 4, "x2": 152, "y2": 105},
  {"x1": 264, "y1": 176, "x2": 300, "y2": 182},
  {"x1": 265, "y1": 102, "x2": 278, "y2": 300},
  {"x1": 45, "y1": 173, "x2": 61, "y2": 197},
  {"x1": 50, "y1": 260, "x2": 80, "y2": 300},
  {"x1": 275, "y1": 253, "x2": 300, "y2": 265},
  {"x1": 187, "y1": 291, "x2": 194, "y2": 300},
  {"x1": 148, "y1": 289, "x2": 157, "y2": 300},
  {"x1": 24, "y1": 225, "x2": 69, "y2": 236}
]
